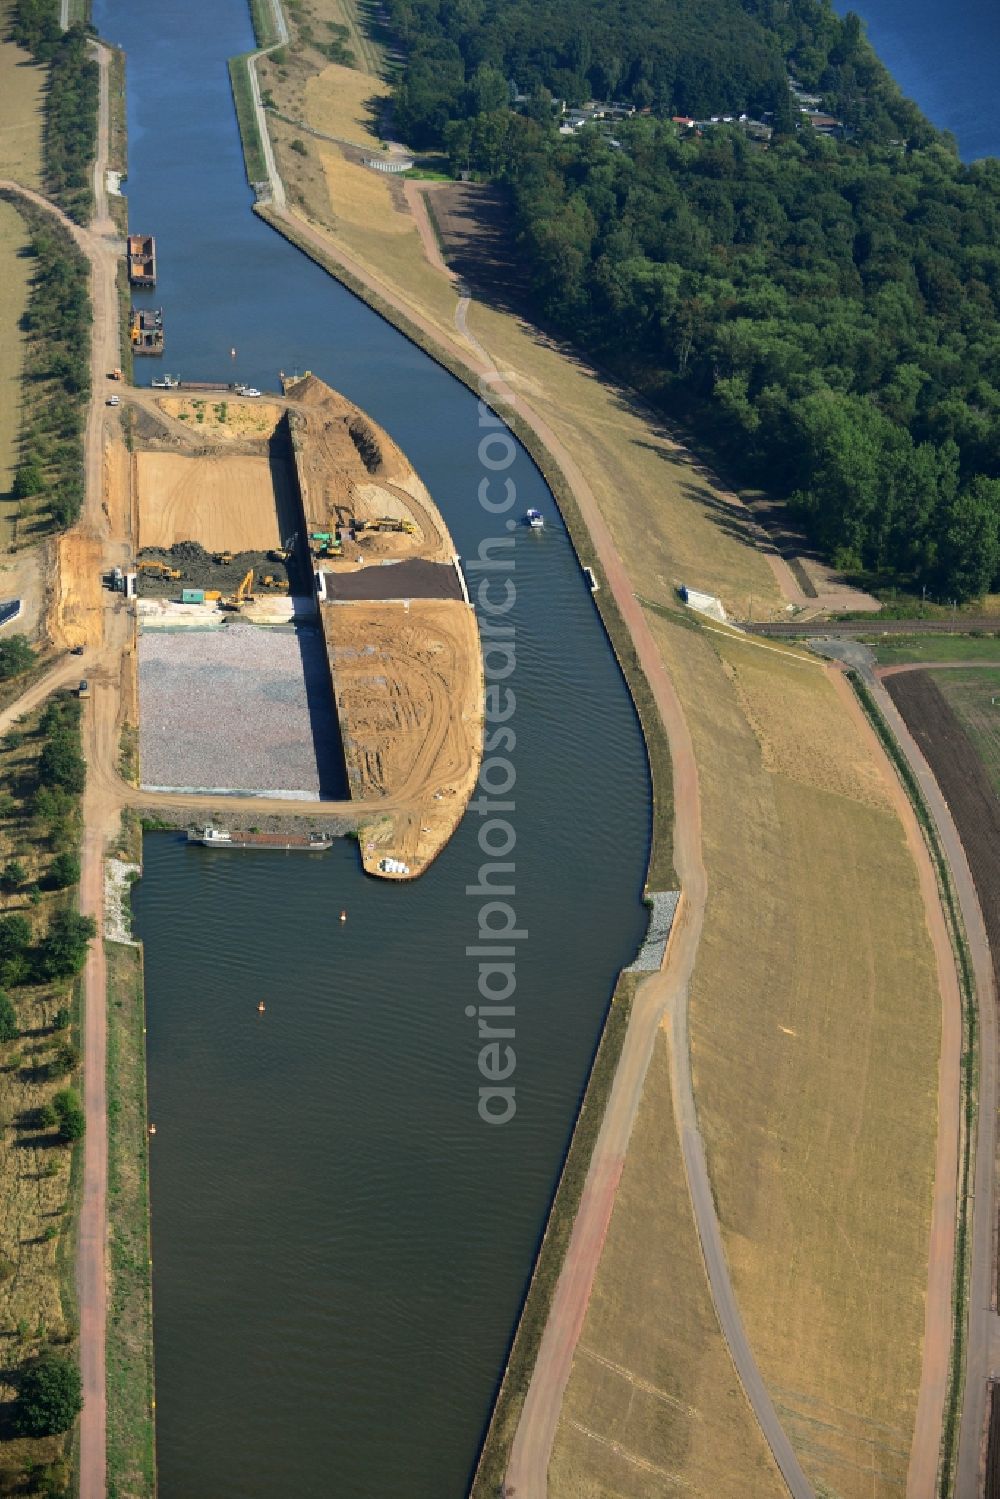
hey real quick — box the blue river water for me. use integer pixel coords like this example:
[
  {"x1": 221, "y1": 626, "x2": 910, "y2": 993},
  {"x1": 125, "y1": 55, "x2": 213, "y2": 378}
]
[
  {"x1": 834, "y1": 0, "x2": 1000, "y2": 160},
  {"x1": 92, "y1": 0, "x2": 653, "y2": 1494}
]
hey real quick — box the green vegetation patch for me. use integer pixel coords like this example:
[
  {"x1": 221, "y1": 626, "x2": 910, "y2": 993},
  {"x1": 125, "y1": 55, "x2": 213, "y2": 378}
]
[
  {"x1": 930, "y1": 667, "x2": 1000, "y2": 800},
  {"x1": 228, "y1": 54, "x2": 268, "y2": 185},
  {"x1": 106, "y1": 939, "x2": 155, "y2": 1499},
  {"x1": 0, "y1": 193, "x2": 91, "y2": 541},
  {"x1": 11, "y1": 3, "x2": 99, "y2": 224},
  {"x1": 874, "y1": 635, "x2": 1000, "y2": 667}
]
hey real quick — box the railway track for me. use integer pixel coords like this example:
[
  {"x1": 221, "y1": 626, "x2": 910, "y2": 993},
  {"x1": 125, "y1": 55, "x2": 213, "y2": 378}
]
[{"x1": 745, "y1": 616, "x2": 1000, "y2": 639}]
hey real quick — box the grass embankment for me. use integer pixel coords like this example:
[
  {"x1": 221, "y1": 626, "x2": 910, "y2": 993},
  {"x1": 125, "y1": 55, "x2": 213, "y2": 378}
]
[
  {"x1": 470, "y1": 974, "x2": 638, "y2": 1498},
  {"x1": 0, "y1": 192, "x2": 91, "y2": 544},
  {"x1": 10, "y1": 2, "x2": 99, "y2": 225},
  {"x1": 0, "y1": 0, "x2": 46, "y2": 187},
  {"x1": 105, "y1": 937, "x2": 155, "y2": 1499},
  {"x1": 639, "y1": 614, "x2": 939, "y2": 1499},
  {"x1": 229, "y1": 54, "x2": 268, "y2": 187},
  {"x1": 0, "y1": 685, "x2": 96, "y2": 1498},
  {"x1": 849, "y1": 670, "x2": 976, "y2": 1499}
]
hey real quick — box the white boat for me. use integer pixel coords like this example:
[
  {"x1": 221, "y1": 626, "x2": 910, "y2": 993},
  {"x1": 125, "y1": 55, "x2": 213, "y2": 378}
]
[
  {"x1": 525, "y1": 508, "x2": 544, "y2": 529},
  {"x1": 151, "y1": 374, "x2": 179, "y2": 389}
]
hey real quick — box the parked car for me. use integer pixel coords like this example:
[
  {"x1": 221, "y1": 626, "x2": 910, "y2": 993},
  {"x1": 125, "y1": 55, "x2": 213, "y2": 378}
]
[{"x1": 107, "y1": 395, "x2": 121, "y2": 406}]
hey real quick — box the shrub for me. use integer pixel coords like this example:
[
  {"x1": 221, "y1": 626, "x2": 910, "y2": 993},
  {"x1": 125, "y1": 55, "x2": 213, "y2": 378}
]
[
  {"x1": 0, "y1": 992, "x2": 18, "y2": 1042},
  {"x1": 35, "y1": 909, "x2": 96, "y2": 981},
  {"x1": 12, "y1": 1352, "x2": 82, "y2": 1437},
  {"x1": 53, "y1": 1006, "x2": 70, "y2": 1030},
  {"x1": 0, "y1": 636, "x2": 36, "y2": 681},
  {"x1": 52, "y1": 1088, "x2": 84, "y2": 1143},
  {"x1": 2, "y1": 859, "x2": 26, "y2": 892},
  {"x1": 47, "y1": 851, "x2": 80, "y2": 890},
  {"x1": 50, "y1": 1042, "x2": 79, "y2": 1077},
  {"x1": 290, "y1": 137, "x2": 308, "y2": 155}
]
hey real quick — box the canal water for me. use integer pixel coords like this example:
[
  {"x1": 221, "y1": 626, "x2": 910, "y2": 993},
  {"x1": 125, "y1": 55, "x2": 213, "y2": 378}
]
[{"x1": 91, "y1": 0, "x2": 653, "y2": 1494}]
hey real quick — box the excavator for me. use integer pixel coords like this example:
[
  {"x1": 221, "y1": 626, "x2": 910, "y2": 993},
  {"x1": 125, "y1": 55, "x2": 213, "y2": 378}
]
[
  {"x1": 221, "y1": 569, "x2": 255, "y2": 611},
  {"x1": 269, "y1": 533, "x2": 298, "y2": 563},
  {"x1": 138, "y1": 560, "x2": 181, "y2": 580}
]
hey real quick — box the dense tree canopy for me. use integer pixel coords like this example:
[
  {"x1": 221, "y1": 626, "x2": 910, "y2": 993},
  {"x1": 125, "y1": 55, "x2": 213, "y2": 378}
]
[{"x1": 388, "y1": 0, "x2": 1000, "y2": 599}]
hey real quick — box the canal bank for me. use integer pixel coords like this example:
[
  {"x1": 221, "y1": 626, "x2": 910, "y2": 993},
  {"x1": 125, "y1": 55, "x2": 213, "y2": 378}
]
[{"x1": 95, "y1": 0, "x2": 655, "y2": 1492}]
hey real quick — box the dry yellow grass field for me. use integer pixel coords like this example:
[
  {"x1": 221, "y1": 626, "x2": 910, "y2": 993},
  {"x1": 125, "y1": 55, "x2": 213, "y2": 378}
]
[
  {"x1": 0, "y1": 199, "x2": 32, "y2": 542},
  {"x1": 305, "y1": 60, "x2": 389, "y2": 146},
  {"x1": 550, "y1": 1031, "x2": 785, "y2": 1499},
  {"x1": 650, "y1": 614, "x2": 939, "y2": 1497},
  {"x1": 0, "y1": 2, "x2": 45, "y2": 186}
]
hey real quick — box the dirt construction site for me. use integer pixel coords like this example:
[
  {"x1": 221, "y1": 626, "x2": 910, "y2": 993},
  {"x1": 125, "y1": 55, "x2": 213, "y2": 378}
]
[{"x1": 125, "y1": 375, "x2": 483, "y2": 873}]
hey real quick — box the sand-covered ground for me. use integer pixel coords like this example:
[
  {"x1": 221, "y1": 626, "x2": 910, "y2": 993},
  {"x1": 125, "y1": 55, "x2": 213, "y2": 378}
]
[{"x1": 135, "y1": 450, "x2": 298, "y2": 552}]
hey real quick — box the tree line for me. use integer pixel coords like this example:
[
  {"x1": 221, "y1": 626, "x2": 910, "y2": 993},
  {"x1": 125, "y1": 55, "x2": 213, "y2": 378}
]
[
  {"x1": 11, "y1": 3, "x2": 99, "y2": 225},
  {"x1": 2, "y1": 194, "x2": 91, "y2": 536},
  {"x1": 387, "y1": 0, "x2": 1000, "y2": 600}
]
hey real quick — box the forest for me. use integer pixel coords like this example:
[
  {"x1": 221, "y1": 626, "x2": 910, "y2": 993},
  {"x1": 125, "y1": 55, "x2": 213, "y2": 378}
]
[{"x1": 387, "y1": 0, "x2": 1000, "y2": 600}]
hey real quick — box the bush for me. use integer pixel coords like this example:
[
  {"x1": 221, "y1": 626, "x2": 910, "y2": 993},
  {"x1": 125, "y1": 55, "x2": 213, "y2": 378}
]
[
  {"x1": 53, "y1": 1005, "x2": 70, "y2": 1030},
  {"x1": 39, "y1": 732, "x2": 85, "y2": 794},
  {"x1": 0, "y1": 992, "x2": 18, "y2": 1042},
  {"x1": 0, "y1": 636, "x2": 36, "y2": 681},
  {"x1": 49, "y1": 1042, "x2": 79, "y2": 1077},
  {"x1": 52, "y1": 1087, "x2": 84, "y2": 1143},
  {"x1": 47, "y1": 851, "x2": 80, "y2": 890},
  {"x1": 12, "y1": 1352, "x2": 82, "y2": 1437},
  {"x1": 290, "y1": 137, "x2": 308, "y2": 155},
  {"x1": 2, "y1": 859, "x2": 26, "y2": 892},
  {"x1": 0, "y1": 914, "x2": 32, "y2": 960},
  {"x1": 35, "y1": 909, "x2": 96, "y2": 981}
]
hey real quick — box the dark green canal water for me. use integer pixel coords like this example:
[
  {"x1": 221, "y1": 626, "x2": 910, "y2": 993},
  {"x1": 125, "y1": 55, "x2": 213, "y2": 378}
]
[{"x1": 93, "y1": 0, "x2": 653, "y2": 1492}]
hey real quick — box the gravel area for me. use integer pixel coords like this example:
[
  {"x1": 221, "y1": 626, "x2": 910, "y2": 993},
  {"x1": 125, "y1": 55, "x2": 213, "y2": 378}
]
[
  {"x1": 628, "y1": 891, "x2": 680, "y2": 972},
  {"x1": 138, "y1": 622, "x2": 345, "y2": 797}
]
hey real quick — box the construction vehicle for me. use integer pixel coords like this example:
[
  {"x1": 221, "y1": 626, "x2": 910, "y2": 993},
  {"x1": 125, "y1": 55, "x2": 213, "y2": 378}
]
[
  {"x1": 269, "y1": 533, "x2": 298, "y2": 562},
  {"x1": 214, "y1": 550, "x2": 234, "y2": 566},
  {"x1": 260, "y1": 575, "x2": 290, "y2": 592},
  {"x1": 309, "y1": 530, "x2": 342, "y2": 560},
  {"x1": 204, "y1": 589, "x2": 222, "y2": 602},
  {"x1": 108, "y1": 368, "x2": 122, "y2": 381},
  {"x1": 221, "y1": 569, "x2": 255, "y2": 611},
  {"x1": 369, "y1": 516, "x2": 417, "y2": 535},
  {"x1": 138, "y1": 561, "x2": 182, "y2": 579}
]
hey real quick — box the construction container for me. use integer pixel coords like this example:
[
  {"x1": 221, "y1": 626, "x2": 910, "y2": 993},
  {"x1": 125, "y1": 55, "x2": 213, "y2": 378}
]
[{"x1": 182, "y1": 588, "x2": 205, "y2": 604}]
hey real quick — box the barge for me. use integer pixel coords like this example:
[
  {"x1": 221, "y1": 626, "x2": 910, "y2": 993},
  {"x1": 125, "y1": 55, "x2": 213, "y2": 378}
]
[
  {"x1": 131, "y1": 307, "x2": 164, "y2": 355},
  {"x1": 187, "y1": 825, "x2": 333, "y2": 851},
  {"x1": 127, "y1": 233, "x2": 157, "y2": 286}
]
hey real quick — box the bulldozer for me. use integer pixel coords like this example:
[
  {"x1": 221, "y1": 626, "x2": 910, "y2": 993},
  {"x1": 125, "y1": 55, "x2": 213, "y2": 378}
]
[
  {"x1": 138, "y1": 560, "x2": 182, "y2": 579},
  {"x1": 214, "y1": 550, "x2": 234, "y2": 566},
  {"x1": 269, "y1": 533, "x2": 298, "y2": 563},
  {"x1": 221, "y1": 569, "x2": 255, "y2": 611}
]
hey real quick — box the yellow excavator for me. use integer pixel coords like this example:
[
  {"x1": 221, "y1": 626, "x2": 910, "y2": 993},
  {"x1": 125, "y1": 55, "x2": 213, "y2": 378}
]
[{"x1": 221, "y1": 569, "x2": 255, "y2": 611}]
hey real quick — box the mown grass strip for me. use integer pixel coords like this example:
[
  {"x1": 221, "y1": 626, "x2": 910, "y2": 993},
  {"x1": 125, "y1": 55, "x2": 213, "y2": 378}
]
[
  {"x1": 228, "y1": 54, "x2": 268, "y2": 186},
  {"x1": 848, "y1": 670, "x2": 976, "y2": 1499},
  {"x1": 106, "y1": 938, "x2": 155, "y2": 1499}
]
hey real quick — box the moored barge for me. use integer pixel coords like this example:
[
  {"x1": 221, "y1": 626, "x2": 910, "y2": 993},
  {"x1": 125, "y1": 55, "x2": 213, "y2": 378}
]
[
  {"x1": 127, "y1": 233, "x2": 157, "y2": 286},
  {"x1": 131, "y1": 307, "x2": 164, "y2": 355},
  {"x1": 187, "y1": 825, "x2": 333, "y2": 851}
]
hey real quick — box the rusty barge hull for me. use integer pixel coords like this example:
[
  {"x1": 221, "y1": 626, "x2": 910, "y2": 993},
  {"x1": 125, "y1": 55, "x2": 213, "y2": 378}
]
[{"x1": 127, "y1": 233, "x2": 157, "y2": 286}]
